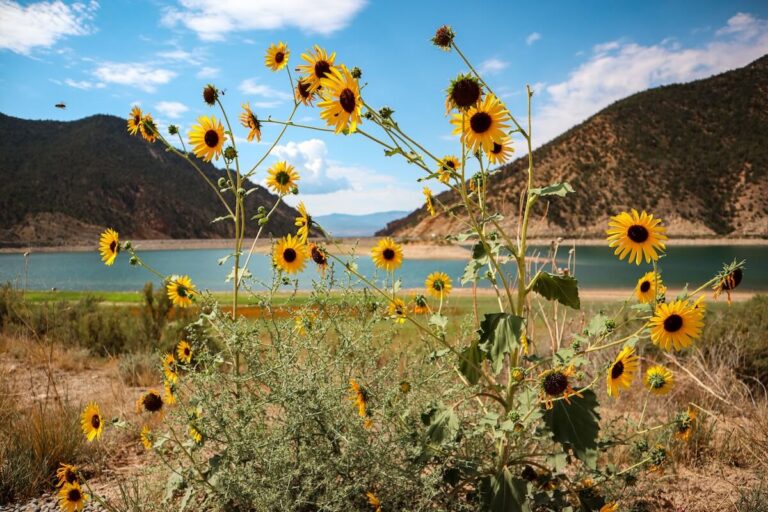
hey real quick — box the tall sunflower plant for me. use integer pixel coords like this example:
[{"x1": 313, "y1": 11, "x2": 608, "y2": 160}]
[{"x1": 72, "y1": 26, "x2": 748, "y2": 512}]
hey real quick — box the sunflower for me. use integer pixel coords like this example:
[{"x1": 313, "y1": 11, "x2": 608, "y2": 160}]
[
  {"x1": 309, "y1": 242, "x2": 328, "y2": 274},
  {"x1": 166, "y1": 275, "x2": 196, "y2": 308},
  {"x1": 98, "y1": 228, "x2": 120, "y2": 266},
  {"x1": 485, "y1": 134, "x2": 514, "y2": 166},
  {"x1": 645, "y1": 365, "x2": 674, "y2": 395},
  {"x1": 387, "y1": 298, "x2": 407, "y2": 324},
  {"x1": 139, "y1": 114, "x2": 158, "y2": 143},
  {"x1": 296, "y1": 45, "x2": 336, "y2": 93},
  {"x1": 189, "y1": 425, "x2": 203, "y2": 444},
  {"x1": 600, "y1": 503, "x2": 619, "y2": 512},
  {"x1": 411, "y1": 293, "x2": 429, "y2": 314},
  {"x1": 80, "y1": 402, "x2": 103, "y2": 442},
  {"x1": 265, "y1": 41, "x2": 289, "y2": 71},
  {"x1": 649, "y1": 299, "x2": 704, "y2": 351},
  {"x1": 266, "y1": 161, "x2": 300, "y2": 195},
  {"x1": 188, "y1": 115, "x2": 226, "y2": 162},
  {"x1": 295, "y1": 78, "x2": 315, "y2": 106},
  {"x1": 438, "y1": 155, "x2": 460, "y2": 183},
  {"x1": 349, "y1": 379, "x2": 372, "y2": 428},
  {"x1": 56, "y1": 463, "x2": 78, "y2": 487},
  {"x1": 366, "y1": 491, "x2": 382, "y2": 512},
  {"x1": 712, "y1": 260, "x2": 745, "y2": 304},
  {"x1": 127, "y1": 106, "x2": 142, "y2": 135},
  {"x1": 446, "y1": 73, "x2": 482, "y2": 112},
  {"x1": 451, "y1": 94, "x2": 510, "y2": 154},
  {"x1": 318, "y1": 65, "x2": 363, "y2": 134},
  {"x1": 273, "y1": 234, "x2": 307, "y2": 274},
  {"x1": 295, "y1": 201, "x2": 313, "y2": 244},
  {"x1": 239, "y1": 103, "x2": 262, "y2": 142},
  {"x1": 371, "y1": 237, "x2": 403, "y2": 272},
  {"x1": 539, "y1": 366, "x2": 581, "y2": 409},
  {"x1": 140, "y1": 425, "x2": 152, "y2": 450},
  {"x1": 136, "y1": 390, "x2": 164, "y2": 414},
  {"x1": 432, "y1": 25, "x2": 455, "y2": 50},
  {"x1": 606, "y1": 346, "x2": 639, "y2": 398},
  {"x1": 675, "y1": 406, "x2": 697, "y2": 442},
  {"x1": 163, "y1": 379, "x2": 177, "y2": 405},
  {"x1": 162, "y1": 353, "x2": 178, "y2": 383},
  {"x1": 202, "y1": 84, "x2": 218, "y2": 106},
  {"x1": 635, "y1": 271, "x2": 666, "y2": 304},
  {"x1": 422, "y1": 187, "x2": 436, "y2": 216},
  {"x1": 606, "y1": 209, "x2": 668, "y2": 265},
  {"x1": 176, "y1": 340, "x2": 192, "y2": 364},
  {"x1": 399, "y1": 381, "x2": 411, "y2": 394},
  {"x1": 58, "y1": 482, "x2": 88, "y2": 512},
  {"x1": 425, "y1": 271, "x2": 453, "y2": 299}
]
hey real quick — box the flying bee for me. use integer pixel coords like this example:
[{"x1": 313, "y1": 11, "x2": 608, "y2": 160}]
[{"x1": 55, "y1": 102, "x2": 66, "y2": 109}]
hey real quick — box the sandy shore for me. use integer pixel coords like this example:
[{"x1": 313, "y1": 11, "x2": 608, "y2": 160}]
[{"x1": 2, "y1": 237, "x2": 766, "y2": 258}]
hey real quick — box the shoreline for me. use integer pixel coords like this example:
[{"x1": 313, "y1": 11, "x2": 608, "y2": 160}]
[{"x1": 2, "y1": 236, "x2": 767, "y2": 259}]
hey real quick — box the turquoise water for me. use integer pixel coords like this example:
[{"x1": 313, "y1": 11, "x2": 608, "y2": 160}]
[{"x1": 0, "y1": 245, "x2": 765, "y2": 292}]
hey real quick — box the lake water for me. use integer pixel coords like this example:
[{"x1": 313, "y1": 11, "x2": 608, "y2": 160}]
[{"x1": 0, "y1": 245, "x2": 766, "y2": 292}]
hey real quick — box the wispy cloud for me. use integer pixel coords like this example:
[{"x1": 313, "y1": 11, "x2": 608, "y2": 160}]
[
  {"x1": 526, "y1": 32, "x2": 541, "y2": 45},
  {"x1": 162, "y1": 0, "x2": 367, "y2": 41},
  {"x1": 196, "y1": 66, "x2": 219, "y2": 79},
  {"x1": 270, "y1": 139, "x2": 351, "y2": 195},
  {"x1": 92, "y1": 62, "x2": 176, "y2": 92},
  {"x1": 155, "y1": 100, "x2": 189, "y2": 119},
  {"x1": 238, "y1": 77, "x2": 291, "y2": 106},
  {"x1": 63, "y1": 78, "x2": 105, "y2": 90},
  {"x1": 0, "y1": 0, "x2": 99, "y2": 55},
  {"x1": 478, "y1": 58, "x2": 508, "y2": 75}
]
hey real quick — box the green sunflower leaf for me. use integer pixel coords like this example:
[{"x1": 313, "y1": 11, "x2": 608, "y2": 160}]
[
  {"x1": 542, "y1": 389, "x2": 601, "y2": 468},
  {"x1": 478, "y1": 313, "x2": 524, "y2": 374},
  {"x1": 421, "y1": 404, "x2": 459, "y2": 446},
  {"x1": 530, "y1": 182, "x2": 574, "y2": 197},
  {"x1": 532, "y1": 273, "x2": 581, "y2": 309},
  {"x1": 459, "y1": 341, "x2": 485, "y2": 385},
  {"x1": 479, "y1": 467, "x2": 531, "y2": 512}
]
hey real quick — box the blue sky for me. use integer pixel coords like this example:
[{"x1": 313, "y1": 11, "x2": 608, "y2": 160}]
[{"x1": 1, "y1": 0, "x2": 767, "y2": 215}]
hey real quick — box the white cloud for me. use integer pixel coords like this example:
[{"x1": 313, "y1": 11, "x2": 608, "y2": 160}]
[
  {"x1": 532, "y1": 12, "x2": 768, "y2": 147},
  {"x1": 196, "y1": 66, "x2": 219, "y2": 79},
  {"x1": 283, "y1": 186, "x2": 422, "y2": 216},
  {"x1": 63, "y1": 78, "x2": 105, "y2": 90},
  {"x1": 92, "y1": 62, "x2": 176, "y2": 92},
  {"x1": 155, "y1": 100, "x2": 189, "y2": 119},
  {"x1": 0, "y1": 0, "x2": 98, "y2": 55},
  {"x1": 162, "y1": 0, "x2": 367, "y2": 41},
  {"x1": 526, "y1": 32, "x2": 541, "y2": 45},
  {"x1": 238, "y1": 77, "x2": 291, "y2": 105},
  {"x1": 478, "y1": 58, "x2": 509, "y2": 75},
  {"x1": 270, "y1": 139, "x2": 350, "y2": 194}
]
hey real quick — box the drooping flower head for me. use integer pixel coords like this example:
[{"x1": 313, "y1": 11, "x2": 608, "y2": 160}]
[
  {"x1": 606, "y1": 346, "x2": 639, "y2": 398},
  {"x1": 140, "y1": 425, "x2": 152, "y2": 450},
  {"x1": 649, "y1": 299, "x2": 704, "y2": 351},
  {"x1": 127, "y1": 106, "x2": 142, "y2": 135},
  {"x1": 188, "y1": 116, "x2": 226, "y2": 162},
  {"x1": 297, "y1": 45, "x2": 336, "y2": 93},
  {"x1": 273, "y1": 234, "x2": 307, "y2": 274},
  {"x1": 98, "y1": 228, "x2": 120, "y2": 266},
  {"x1": 239, "y1": 103, "x2": 262, "y2": 142},
  {"x1": 139, "y1": 114, "x2": 158, "y2": 143},
  {"x1": 425, "y1": 271, "x2": 452, "y2": 299},
  {"x1": 712, "y1": 260, "x2": 745, "y2": 304},
  {"x1": 294, "y1": 201, "x2": 313, "y2": 244},
  {"x1": 349, "y1": 379, "x2": 373, "y2": 429},
  {"x1": 431, "y1": 25, "x2": 455, "y2": 50},
  {"x1": 411, "y1": 293, "x2": 429, "y2": 314},
  {"x1": 423, "y1": 187, "x2": 436, "y2": 216},
  {"x1": 635, "y1": 271, "x2": 666, "y2": 304},
  {"x1": 387, "y1": 298, "x2": 407, "y2": 324},
  {"x1": 162, "y1": 353, "x2": 178, "y2": 383},
  {"x1": 265, "y1": 41, "x2": 289, "y2": 71},
  {"x1": 202, "y1": 84, "x2": 218, "y2": 106},
  {"x1": 189, "y1": 425, "x2": 203, "y2": 444},
  {"x1": 675, "y1": 406, "x2": 697, "y2": 442},
  {"x1": 295, "y1": 78, "x2": 316, "y2": 106},
  {"x1": 266, "y1": 161, "x2": 300, "y2": 195},
  {"x1": 56, "y1": 463, "x2": 78, "y2": 487},
  {"x1": 451, "y1": 94, "x2": 510, "y2": 154},
  {"x1": 309, "y1": 242, "x2": 328, "y2": 274},
  {"x1": 606, "y1": 209, "x2": 667, "y2": 265},
  {"x1": 318, "y1": 65, "x2": 363, "y2": 134},
  {"x1": 371, "y1": 237, "x2": 403, "y2": 272},
  {"x1": 163, "y1": 379, "x2": 177, "y2": 405},
  {"x1": 80, "y1": 402, "x2": 103, "y2": 442},
  {"x1": 166, "y1": 275, "x2": 196, "y2": 308},
  {"x1": 645, "y1": 365, "x2": 674, "y2": 395}
]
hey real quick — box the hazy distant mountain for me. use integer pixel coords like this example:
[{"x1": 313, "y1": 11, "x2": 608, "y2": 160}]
[
  {"x1": 0, "y1": 113, "x2": 313, "y2": 247},
  {"x1": 315, "y1": 211, "x2": 411, "y2": 237},
  {"x1": 379, "y1": 55, "x2": 768, "y2": 238}
]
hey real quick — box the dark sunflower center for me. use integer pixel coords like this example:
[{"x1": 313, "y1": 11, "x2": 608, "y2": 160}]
[
  {"x1": 204, "y1": 129, "x2": 219, "y2": 148},
  {"x1": 184, "y1": 347, "x2": 190, "y2": 356},
  {"x1": 109, "y1": 240, "x2": 117, "y2": 254},
  {"x1": 276, "y1": 171, "x2": 291, "y2": 185},
  {"x1": 311, "y1": 246, "x2": 327, "y2": 265},
  {"x1": 203, "y1": 87, "x2": 217, "y2": 105},
  {"x1": 723, "y1": 268, "x2": 743, "y2": 290},
  {"x1": 415, "y1": 295, "x2": 427, "y2": 307},
  {"x1": 451, "y1": 78, "x2": 481, "y2": 109},
  {"x1": 611, "y1": 361, "x2": 625, "y2": 379},
  {"x1": 90, "y1": 414, "x2": 100, "y2": 429},
  {"x1": 491, "y1": 143, "x2": 502, "y2": 155},
  {"x1": 339, "y1": 88, "x2": 356, "y2": 113},
  {"x1": 627, "y1": 225, "x2": 649, "y2": 243},
  {"x1": 65, "y1": 470, "x2": 76, "y2": 484},
  {"x1": 283, "y1": 248, "x2": 297, "y2": 263},
  {"x1": 68, "y1": 489, "x2": 82, "y2": 502},
  {"x1": 275, "y1": 51, "x2": 284, "y2": 64},
  {"x1": 663, "y1": 314, "x2": 684, "y2": 333},
  {"x1": 469, "y1": 112, "x2": 492, "y2": 134},
  {"x1": 176, "y1": 285, "x2": 187, "y2": 298},
  {"x1": 432, "y1": 280, "x2": 444, "y2": 291},
  {"x1": 446, "y1": 160, "x2": 456, "y2": 169},
  {"x1": 640, "y1": 281, "x2": 651, "y2": 293},
  {"x1": 133, "y1": 114, "x2": 141, "y2": 124},
  {"x1": 543, "y1": 372, "x2": 568, "y2": 396},
  {"x1": 382, "y1": 248, "x2": 395, "y2": 261},
  {"x1": 395, "y1": 305, "x2": 403, "y2": 315},
  {"x1": 298, "y1": 80, "x2": 311, "y2": 99},
  {"x1": 144, "y1": 393, "x2": 163, "y2": 412},
  {"x1": 314, "y1": 60, "x2": 331, "y2": 79}
]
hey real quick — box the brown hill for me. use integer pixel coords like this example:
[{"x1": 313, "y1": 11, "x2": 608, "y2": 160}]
[
  {"x1": 379, "y1": 55, "x2": 768, "y2": 239},
  {"x1": 0, "y1": 113, "x2": 308, "y2": 247}
]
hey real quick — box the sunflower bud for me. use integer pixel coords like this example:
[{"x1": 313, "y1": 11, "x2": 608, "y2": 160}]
[
  {"x1": 129, "y1": 256, "x2": 139, "y2": 266},
  {"x1": 167, "y1": 124, "x2": 179, "y2": 135},
  {"x1": 350, "y1": 66, "x2": 363, "y2": 79},
  {"x1": 224, "y1": 146, "x2": 238, "y2": 161},
  {"x1": 378, "y1": 106, "x2": 394, "y2": 119},
  {"x1": 507, "y1": 410, "x2": 520, "y2": 422},
  {"x1": 259, "y1": 218, "x2": 269, "y2": 225},
  {"x1": 237, "y1": 188, "x2": 246, "y2": 197},
  {"x1": 510, "y1": 367, "x2": 524, "y2": 382},
  {"x1": 363, "y1": 111, "x2": 374, "y2": 120},
  {"x1": 203, "y1": 84, "x2": 219, "y2": 106},
  {"x1": 291, "y1": 186, "x2": 299, "y2": 195},
  {"x1": 431, "y1": 25, "x2": 455, "y2": 50},
  {"x1": 217, "y1": 177, "x2": 227, "y2": 188},
  {"x1": 257, "y1": 206, "x2": 266, "y2": 214},
  {"x1": 124, "y1": 241, "x2": 132, "y2": 251}
]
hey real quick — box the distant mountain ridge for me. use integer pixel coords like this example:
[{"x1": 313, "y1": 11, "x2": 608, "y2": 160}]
[
  {"x1": 0, "y1": 113, "x2": 309, "y2": 247},
  {"x1": 315, "y1": 211, "x2": 410, "y2": 237},
  {"x1": 379, "y1": 55, "x2": 768, "y2": 238}
]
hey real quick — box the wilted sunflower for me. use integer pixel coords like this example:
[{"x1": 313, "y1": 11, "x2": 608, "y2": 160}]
[
  {"x1": 635, "y1": 271, "x2": 666, "y2": 304},
  {"x1": 309, "y1": 242, "x2": 328, "y2": 274},
  {"x1": 188, "y1": 115, "x2": 226, "y2": 162},
  {"x1": 387, "y1": 298, "x2": 407, "y2": 324},
  {"x1": 295, "y1": 78, "x2": 315, "y2": 106},
  {"x1": 606, "y1": 346, "x2": 639, "y2": 398},
  {"x1": 366, "y1": 491, "x2": 382, "y2": 512},
  {"x1": 712, "y1": 260, "x2": 746, "y2": 304},
  {"x1": 318, "y1": 65, "x2": 363, "y2": 134},
  {"x1": 163, "y1": 379, "x2": 177, "y2": 405},
  {"x1": 202, "y1": 84, "x2": 218, "y2": 106},
  {"x1": 140, "y1": 425, "x2": 152, "y2": 450},
  {"x1": 539, "y1": 366, "x2": 581, "y2": 409},
  {"x1": 297, "y1": 45, "x2": 336, "y2": 93},
  {"x1": 649, "y1": 299, "x2": 704, "y2": 351},
  {"x1": 127, "y1": 106, "x2": 142, "y2": 135},
  {"x1": 176, "y1": 340, "x2": 192, "y2": 364},
  {"x1": 265, "y1": 41, "x2": 289, "y2": 71},
  {"x1": 411, "y1": 293, "x2": 429, "y2": 314},
  {"x1": 645, "y1": 365, "x2": 674, "y2": 395},
  {"x1": 266, "y1": 161, "x2": 300, "y2": 195},
  {"x1": 486, "y1": 134, "x2": 514, "y2": 165},
  {"x1": 136, "y1": 390, "x2": 164, "y2": 414},
  {"x1": 423, "y1": 187, "x2": 436, "y2": 216},
  {"x1": 438, "y1": 155, "x2": 460, "y2": 183},
  {"x1": 139, "y1": 114, "x2": 158, "y2": 143},
  {"x1": 166, "y1": 275, "x2": 196, "y2": 308},
  {"x1": 371, "y1": 237, "x2": 403, "y2": 272},
  {"x1": 675, "y1": 406, "x2": 697, "y2": 442},
  {"x1": 606, "y1": 209, "x2": 668, "y2": 265},
  {"x1": 295, "y1": 201, "x2": 313, "y2": 244},
  {"x1": 273, "y1": 234, "x2": 307, "y2": 274},
  {"x1": 58, "y1": 481, "x2": 88, "y2": 512},
  {"x1": 98, "y1": 228, "x2": 120, "y2": 266},
  {"x1": 425, "y1": 271, "x2": 452, "y2": 299},
  {"x1": 349, "y1": 379, "x2": 372, "y2": 429},
  {"x1": 188, "y1": 425, "x2": 203, "y2": 443},
  {"x1": 56, "y1": 463, "x2": 78, "y2": 487},
  {"x1": 80, "y1": 402, "x2": 103, "y2": 442},
  {"x1": 431, "y1": 25, "x2": 455, "y2": 50},
  {"x1": 446, "y1": 73, "x2": 482, "y2": 112},
  {"x1": 451, "y1": 94, "x2": 510, "y2": 154},
  {"x1": 239, "y1": 103, "x2": 262, "y2": 142}
]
